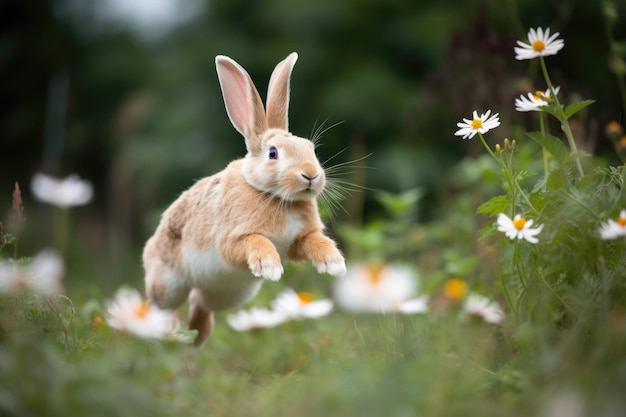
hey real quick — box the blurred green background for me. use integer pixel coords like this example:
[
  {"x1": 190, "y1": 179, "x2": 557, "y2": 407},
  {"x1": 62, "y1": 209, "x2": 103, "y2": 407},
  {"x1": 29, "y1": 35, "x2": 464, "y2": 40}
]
[{"x1": 1, "y1": 0, "x2": 624, "y2": 291}]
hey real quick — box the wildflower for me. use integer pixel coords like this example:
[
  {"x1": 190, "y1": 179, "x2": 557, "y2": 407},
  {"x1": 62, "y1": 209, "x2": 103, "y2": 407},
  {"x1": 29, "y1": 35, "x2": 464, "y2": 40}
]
[
  {"x1": 226, "y1": 307, "x2": 287, "y2": 332},
  {"x1": 31, "y1": 172, "x2": 93, "y2": 208},
  {"x1": 397, "y1": 296, "x2": 429, "y2": 314},
  {"x1": 599, "y1": 209, "x2": 626, "y2": 240},
  {"x1": 515, "y1": 27, "x2": 564, "y2": 60},
  {"x1": 271, "y1": 289, "x2": 333, "y2": 320},
  {"x1": 0, "y1": 250, "x2": 64, "y2": 295},
  {"x1": 106, "y1": 287, "x2": 184, "y2": 340},
  {"x1": 497, "y1": 213, "x2": 544, "y2": 244},
  {"x1": 454, "y1": 110, "x2": 501, "y2": 139},
  {"x1": 515, "y1": 86, "x2": 560, "y2": 112},
  {"x1": 443, "y1": 278, "x2": 468, "y2": 301},
  {"x1": 462, "y1": 294, "x2": 505, "y2": 324},
  {"x1": 333, "y1": 262, "x2": 418, "y2": 313}
]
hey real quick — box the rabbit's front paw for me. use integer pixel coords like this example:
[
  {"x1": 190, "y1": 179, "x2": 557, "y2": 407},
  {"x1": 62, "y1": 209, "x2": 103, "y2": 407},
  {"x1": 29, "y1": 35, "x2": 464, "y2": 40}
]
[
  {"x1": 313, "y1": 253, "x2": 347, "y2": 277},
  {"x1": 249, "y1": 255, "x2": 284, "y2": 281}
]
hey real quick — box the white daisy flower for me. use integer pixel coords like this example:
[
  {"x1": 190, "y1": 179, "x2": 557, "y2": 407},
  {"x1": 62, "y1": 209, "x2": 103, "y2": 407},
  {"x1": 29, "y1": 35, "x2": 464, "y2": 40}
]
[
  {"x1": 226, "y1": 307, "x2": 287, "y2": 332},
  {"x1": 271, "y1": 289, "x2": 333, "y2": 320},
  {"x1": 515, "y1": 27, "x2": 564, "y2": 60},
  {"x1": 333, "y1": 262, "x2": 418, "y2": 313},
  {"x1": 462, "y1": 294, "x2": 505, "y2": 324},
  {"x1": 599, "y1": 209, "x2": 626, "y2": 240},
  {"x1": 454, "y1": 110, "x2": 501, "y2": 140},
  {"x1": 397, "y1": 296, "x2": 429, "y2": 315},
  {"x1": 0, "y1": 250, "x2": 64, "y2": 296},
  {"x1": 515, "y1": 86, "x2": 560, "y2": 112},
  {"x1": 497, "y1": 213, "x2": 544, "y2": 244},
  {"x1": 31, "y1": 172, "x2": 93, "y2": 208},
  {"x1": 106, "y1": 287, "x2": 183, "y2": 340}
]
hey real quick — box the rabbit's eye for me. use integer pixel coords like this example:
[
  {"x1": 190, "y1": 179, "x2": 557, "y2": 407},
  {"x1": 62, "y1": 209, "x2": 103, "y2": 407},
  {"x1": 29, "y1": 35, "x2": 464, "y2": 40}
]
[{"x1": 268, "y1": 146, "x2": 278, "y2": 160}]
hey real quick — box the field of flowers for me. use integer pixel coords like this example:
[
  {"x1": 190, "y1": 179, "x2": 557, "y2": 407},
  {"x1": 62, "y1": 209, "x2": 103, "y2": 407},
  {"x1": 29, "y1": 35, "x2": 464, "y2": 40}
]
[{"x1": 2, "y1": 21, "x2": 626, "y2": 417}]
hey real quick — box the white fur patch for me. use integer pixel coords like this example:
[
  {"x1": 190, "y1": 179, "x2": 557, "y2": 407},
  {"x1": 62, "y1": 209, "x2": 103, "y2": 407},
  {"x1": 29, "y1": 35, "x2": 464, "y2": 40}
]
[
  {"x1": 314, "y1": 258, "x2": 347, "y2": 277},
  {"x1": 181, "y1": 244, "x2": 265, "y2": 310},
  {"x1": 182, "y1": 245, "x2": 257, "y2": 290},
  {"x1": 249, "y1": 256, "x2": 284, "y2": 281},
  {"x1": 271, "y1": 211, "x2": 303, "y2": 258}
]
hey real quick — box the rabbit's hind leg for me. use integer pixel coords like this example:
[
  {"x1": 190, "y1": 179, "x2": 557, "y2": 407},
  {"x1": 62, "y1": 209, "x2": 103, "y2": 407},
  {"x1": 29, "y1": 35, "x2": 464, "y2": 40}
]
[
  {"x1": 145, "y1": 258, "x2": 190, "y2": 310},
  {"x1": 188, "y1": 288, "x2": 214, "y2": 345}
]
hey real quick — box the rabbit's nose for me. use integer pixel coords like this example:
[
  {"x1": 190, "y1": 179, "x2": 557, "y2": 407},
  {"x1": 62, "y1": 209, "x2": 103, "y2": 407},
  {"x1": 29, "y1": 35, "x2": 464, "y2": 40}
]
[{"x1": 301, "y1": 172, "x2": 319, "y2": 181}]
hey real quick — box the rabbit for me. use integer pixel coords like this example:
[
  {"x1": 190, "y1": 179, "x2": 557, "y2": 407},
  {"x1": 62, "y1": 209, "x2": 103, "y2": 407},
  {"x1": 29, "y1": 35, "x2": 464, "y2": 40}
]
[{"x1": 142, "y1": 52, "x2": 347, "y2": 345}]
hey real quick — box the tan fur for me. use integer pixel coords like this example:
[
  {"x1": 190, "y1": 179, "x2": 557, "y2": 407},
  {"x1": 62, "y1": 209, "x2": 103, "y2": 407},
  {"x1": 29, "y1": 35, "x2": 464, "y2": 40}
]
[{"x1": 142, "y1": 53, "x2": 346, "y2": 345}]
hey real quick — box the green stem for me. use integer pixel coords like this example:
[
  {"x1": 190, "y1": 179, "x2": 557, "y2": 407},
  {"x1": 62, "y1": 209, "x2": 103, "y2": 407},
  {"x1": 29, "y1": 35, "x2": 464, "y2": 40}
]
[
  {"x1": 479, "y1": 132, "x2": 537, "y2": 215},
  {"x1": 499, "y1": 272, "x2": 517, "y2": 322},
  {"x1": 539, "y1": 112, "x2": 549, "y2": 190},
  {"x1": 539, "y1": 56, "x2": 585, "y2": 178},
  {"x1": 513, "y1": 239, "x2": 528, "y2": 291},
  {"x1": 54, "y1": 208, "x2": 69, "y2": 256},
  {"x1": 477, "y1": 132, "x2": 499, "y2": 161}
]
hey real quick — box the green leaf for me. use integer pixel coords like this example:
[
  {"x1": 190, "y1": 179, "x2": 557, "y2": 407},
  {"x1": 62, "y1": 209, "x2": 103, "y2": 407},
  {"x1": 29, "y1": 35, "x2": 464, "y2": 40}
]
[
  {"x1": 547, "y1": 166, "x2": 574, "y2": 191},
  {"x1": 516, "y1": 170, "x2": 537, "y2": 182},
  {"x1": 477, "y1": 195, "x2": 510, "y2": 216},
  {"x1": 526, "y1": 132, "x2": 570, "y2": 165},
  {"x1": 538, "y1": 104, "x2": 563, "y2": 119},
  {"x1": 564, "y1": 100, "x2": 595, "y2": 119},
  {"x1": 375, "y1": 187, "x2": 424, "y2": 215}
]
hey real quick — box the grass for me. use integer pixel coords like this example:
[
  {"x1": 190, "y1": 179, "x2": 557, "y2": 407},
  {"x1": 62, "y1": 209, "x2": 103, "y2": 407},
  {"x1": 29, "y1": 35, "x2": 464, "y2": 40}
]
[{"x1": 2, "y1": 280, "x2": 625, "y2": 417}]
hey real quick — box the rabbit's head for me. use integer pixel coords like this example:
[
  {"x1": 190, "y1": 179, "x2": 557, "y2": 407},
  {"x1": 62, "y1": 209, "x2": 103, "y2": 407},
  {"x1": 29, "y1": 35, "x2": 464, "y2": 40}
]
[{"x1": 216, "y1": 53, "x2": 325, "y2": 202}]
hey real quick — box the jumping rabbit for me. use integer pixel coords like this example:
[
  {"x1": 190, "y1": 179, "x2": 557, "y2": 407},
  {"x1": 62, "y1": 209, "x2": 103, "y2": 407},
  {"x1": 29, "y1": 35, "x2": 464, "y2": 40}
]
[{"x1": 142, "y1": 52, "x2": 347, "y2": 344}]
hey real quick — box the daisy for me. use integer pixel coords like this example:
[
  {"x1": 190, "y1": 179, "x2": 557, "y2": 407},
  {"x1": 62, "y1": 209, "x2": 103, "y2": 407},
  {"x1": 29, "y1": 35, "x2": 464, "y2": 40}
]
[
  {"x1": 454, "y1": 110, "x2": 501, "y2": 140},
  {"x1": 599, "y1": 209, "x2": 626, "y2": 240},
  {"x1": 0, "y1": 250, "x2": 64, "y2": 296},
  {"x1": 515, "y1": 86, "x2": 560, "y2": 112},
  {"x1": 226, "y1": 307, "x2": 287, "y2": 332},
  {"x1": 271, "y1": 289, "x2": 333, "y2": 320},
  {"x1": 397, "y1": 296, "x2": 429, "y2": 315},
  {"x1": 497, "y1": 213, "x2": 544, "y2": 244},
  {"x1": 515, "y1": 27, "x2": 564, "y2": 60},
  {"x1": 333, "y1": 262, "x2": 418, "y2": 313},
  {"x1": 462, "y1": 294, "x2": 505, "y2": 324},
  {"x1": 106, "y1": 287, "x2": 184, "y2": 340},
  {"x1": 31, "y1": 172, "x2": 93, "y2": 208}
]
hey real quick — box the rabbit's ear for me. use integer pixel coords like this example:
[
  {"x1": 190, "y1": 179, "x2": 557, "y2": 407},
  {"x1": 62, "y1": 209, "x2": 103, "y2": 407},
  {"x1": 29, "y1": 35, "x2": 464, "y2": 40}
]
[
  {"x1": 265, "y1": 52, "x2": 298, "y2": 131},
  {"x1": 216, "y1": 55, "x2": 266, "y2": 152}
]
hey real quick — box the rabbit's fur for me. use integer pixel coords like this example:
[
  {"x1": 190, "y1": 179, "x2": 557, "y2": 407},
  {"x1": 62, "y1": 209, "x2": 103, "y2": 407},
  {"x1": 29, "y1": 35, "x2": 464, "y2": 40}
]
[{"x1": 142, "y1": 53, "x2": 346, "y2": 344}]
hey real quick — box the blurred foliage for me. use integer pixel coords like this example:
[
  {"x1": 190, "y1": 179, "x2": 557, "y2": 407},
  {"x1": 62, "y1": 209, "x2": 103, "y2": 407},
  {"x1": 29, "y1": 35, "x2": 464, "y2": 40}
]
[{"x1": 2, "y1": 1, "x2": 625, "y2": 281}]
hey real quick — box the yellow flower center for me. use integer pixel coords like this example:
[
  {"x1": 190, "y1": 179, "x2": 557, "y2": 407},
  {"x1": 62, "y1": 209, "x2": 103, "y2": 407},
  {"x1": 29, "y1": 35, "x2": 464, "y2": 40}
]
[
  {"x1": 513, "y1": 216, "x2": 527, "y2": 230},
  {"x1": 443, "y1": 278, "x2": 468, "y2": 301},
  {"x1": 367, "y1": 263, "x2": 385, "y2": 287},
  {"x1": 134, "y1": 300, "x2": 150, "y2": 319},
  {"x1": 297, "y1": 292, "x2": 314, "y2": 304},
  {"x1": 91, "y1": 314, "x2": 104, "y2": 327},
  {"x1": 618, "y1": 215, "x2": 626, "y2": 228},
  {"x1": 532, "y1": 40, "x2": 546, "y2": 52},
  {"x1": 471, "y1": 119, "x2": 483, "y2": 130},
  {"x1": 533, "y1": 90, "x2": 550, "y2": 101}
]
